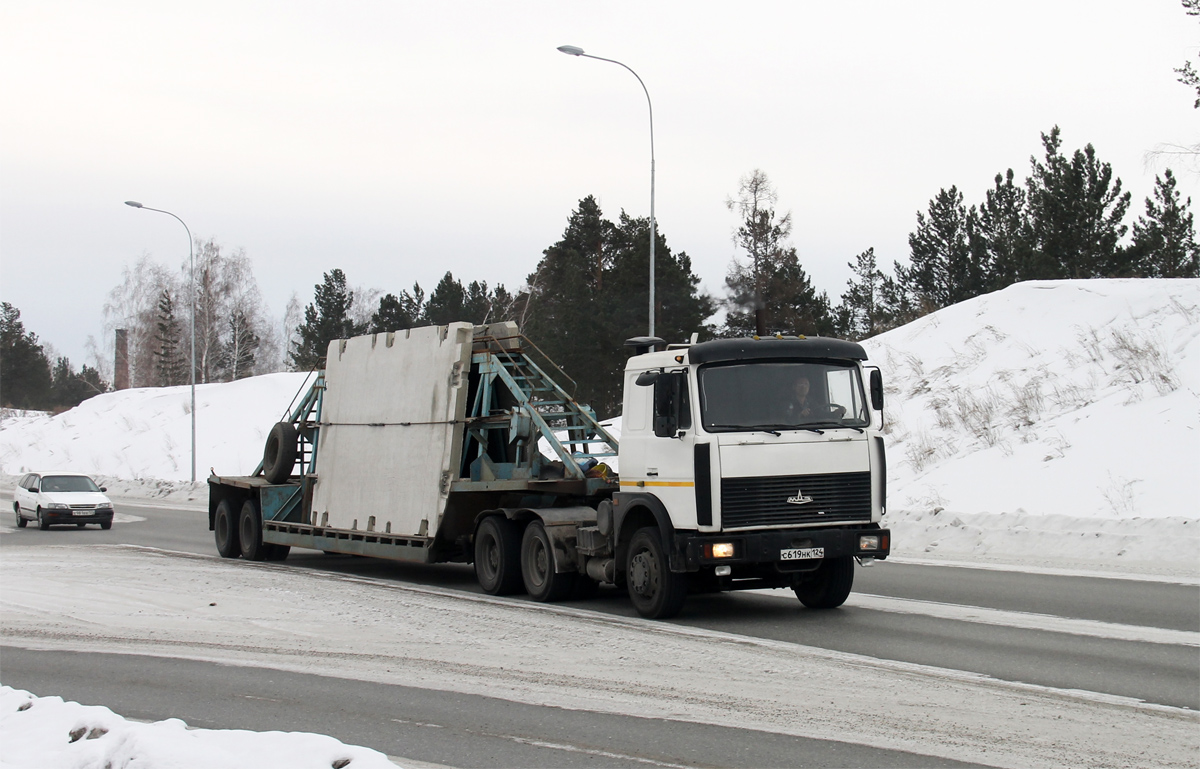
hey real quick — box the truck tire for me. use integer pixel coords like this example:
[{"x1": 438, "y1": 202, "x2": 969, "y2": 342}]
[
  {"x1": 793, "y1": 556, "x2": 854, "y2": 609},
  {"x1": 520, "y1": 521, "x2": 576, "y2": 602},
  {"x1": 238, "y1": 499, "x2": 267, "y2": 561},
  {"x1": 625, "y1": 527, "x2": 687, "y2": 619},
  {"x1": 474, "y1": 516, "x2": 524, "y2": 596},
  {"x1": 262, "y1": 422, "x2": 299, "y2": 484},
  {"x1": 214, "y1": 499, "x2": 240, "y2": 558},
  {"x1": 265, "y1": 544, "x2": 291, "y2": 561}
]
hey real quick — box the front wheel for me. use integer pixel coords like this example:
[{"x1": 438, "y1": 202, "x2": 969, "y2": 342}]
[
  {"x1": 100, "y1": 520, "x2": 112, "y2": 531},
  {"x1": 37, "y1": 508, "x2": 49, "y2": 531},
  {"x1": 793, "y1": 556, "x2": 854, "y2": 609},
  {"x1": 214, "y1": 499, "x2": 240, "y2": 558},
  {"x1": 520, "y1": 521, "x2": 576, "y2": 602},
  {"x1": 625, "y1": 527, "x2": 687, "y2": 619},
  {"x1": 474, "y1": 516, "x2": 524, "y2": 595}
]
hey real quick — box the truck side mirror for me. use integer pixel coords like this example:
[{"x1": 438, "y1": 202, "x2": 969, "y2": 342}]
[
  {"x1": 635, "y1": 370, "x2": 660, "y2": 387},
  {"x1": 869, "y1": 368, "x2": 884, "y2": 411}
]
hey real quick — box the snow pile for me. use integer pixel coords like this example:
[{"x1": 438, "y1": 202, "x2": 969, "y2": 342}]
[
  {"x1": 0, "y1": 372, "x2": 313, "y2": 481},
  {"x1": 863, "y1": 279, "x2": 1199, "y2": 571},
  {"x1": 0, "y1": 685, "x2": 399, "y2": 769}
]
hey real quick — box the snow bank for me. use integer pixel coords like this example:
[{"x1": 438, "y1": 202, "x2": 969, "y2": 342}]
[
  {"x1": 0, "y1": 685, "x2": 399, "y2": 769},
  {"x1": 863, "y1": 279, "x2": 1199, "y2": 571}
]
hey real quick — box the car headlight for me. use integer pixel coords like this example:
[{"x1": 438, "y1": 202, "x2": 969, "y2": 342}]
[
  {"x1": 97, "y1": 502, "x2": 113, "y2": 510},
  {"x1": 47, "y1": 503, "x2": 69, "y2": 510}
]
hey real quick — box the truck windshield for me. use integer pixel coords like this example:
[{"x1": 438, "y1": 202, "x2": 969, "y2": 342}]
[{"x1": 698, "y1": 361, "x2": 869, "y2": 432}]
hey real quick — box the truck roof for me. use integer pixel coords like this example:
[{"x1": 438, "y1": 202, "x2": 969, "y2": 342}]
[{"x1": 687, "y1": 336, "x2": 868, "y2": 364}]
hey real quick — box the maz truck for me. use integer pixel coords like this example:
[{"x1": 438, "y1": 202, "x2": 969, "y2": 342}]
[{"x1": 208, "y1": 321, "x2": 890, "y2": 619}]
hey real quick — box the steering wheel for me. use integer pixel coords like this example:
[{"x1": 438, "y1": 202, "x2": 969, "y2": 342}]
[{"x1": 827, "y1": 404, "x2": 847, "y2": 419}]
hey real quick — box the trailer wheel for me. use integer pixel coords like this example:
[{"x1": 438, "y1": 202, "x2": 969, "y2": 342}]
[
  {"x1": 474, "y1": 516, "x2": 524, "y2": 595},
  {"x1": 214, "y1": 499, "x2": 240, "y2": 558},
  {"x1": 626, "y1": 527, "x2": 687, "y2": 619},
  {"x1": 793, "y1": 556, "x2": 854, "y2": 609},
  {"x1": 238, "y1": 499, "x2": 267, "y2": 561},
  {"x1": 262, "y1": 422, "x2": 299, "y2": 484},
  {"x1": 520, "y1": 521, "x2": 576, "y2": 602}
]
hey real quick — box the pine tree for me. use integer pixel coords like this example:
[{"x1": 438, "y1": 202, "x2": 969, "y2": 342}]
[
  {"x1": 523, "y1": 197, "x2": 713, "y2": 416},
  {"x1": 723, "y1": 170, "x2": 833, "y2": 337},
  {"x1": 49, "y1": 357, "x2": 106, "y2": 409},
  {"x1": 1025, "y1": 127, "x2": 1131, "y2": 279},
  {"x1": 424, "y1": 273, "x2": 468, "y2": 326},
  {"x1": 291, "y1": 269, "x2": 367, "y2": 370},
  {"x1": 836, "y1": 248, "x2": 895, "y2": 340},
  {"x1": 896, "y1": 186, "x2": 986, "y2": 311},
  {"x1": 370, "y1": 286, "x2": 425, "y2": 333},
  {"x1": 153, "y1": 289, "x2": 187, "y2": 387},
  {"x1": 0, "y1": 302, "x2": 52, "y2": 409},
  {"x1": 1130, "y1": 169, "x2": 1200, "y2": 277},
  {"x1": 976, "y1": 169, "x2": 1033, "y2": 289}
]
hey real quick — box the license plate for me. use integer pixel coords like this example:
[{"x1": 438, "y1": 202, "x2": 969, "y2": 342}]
[
  {"x1": 72, "y1": 510, "x2": 92, "y2": 516},
  {"x1": 781, "y1": 547, "x2": 824, "y2": 561}
]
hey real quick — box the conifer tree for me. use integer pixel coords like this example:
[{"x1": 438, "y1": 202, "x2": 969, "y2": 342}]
[
  {"x1": 291, "y1": 269, "x2": 366, "y2": 370},
  {"x1": 0, "y1": 302, "x2": 52, "y2": 409},
  {"x1": 896, "y1": 186, "x2": 986, "y2": 311},
  {"x1": 370, "y1": 285, "x2": 426, "y2": 333},
  {"x1": 976, "y1": 169, "x2": 1033, "y2": 289},
  {"x1": 153, "y1": 289, "x2": 187, "y2": 387},
  {"x1": 836, "y1": 248, "x2": 894, "y2": 340},
  {"x1": 1130, "y1": 169, "x2": 1200, "y2": 277},
  {"x1": 1025, "y1": 127, "x2": 1131, "y2": 279}
]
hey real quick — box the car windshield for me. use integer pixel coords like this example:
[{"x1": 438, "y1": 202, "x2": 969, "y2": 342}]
[
  {"x1": 698, "y1": 361, "x2": 869, "y2": 432},
  {"x1": 40, "y1": 475, "x2": 101, "y2": 493}
]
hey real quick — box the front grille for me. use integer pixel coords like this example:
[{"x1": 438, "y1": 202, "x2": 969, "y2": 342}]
[
  {"x1": 69, "y1": 504, "x2": 96, "y2": 510},
  {"x1": 720, "y1": 472, "x2": 871, "y2": 529}
]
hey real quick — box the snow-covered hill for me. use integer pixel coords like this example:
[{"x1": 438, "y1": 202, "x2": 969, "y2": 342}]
[
  {"x1": 862, "y1": 279, "x2": 1199, "y2": 573},
  {"x1": 2, "y1": 279, "x2": 1196, "y2": 574}
]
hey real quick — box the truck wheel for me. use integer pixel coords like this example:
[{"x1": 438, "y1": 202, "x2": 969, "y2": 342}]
[
  {"x1": 793, "y1": 556, "x2": 854, "y2": 609},
  {"x1": 626, "y1": 527, "x2": 687, "y2": 619},
  {"x1": 262, "y1": 422, "x2": 299, "y2": 484},
  {"x1": 238, "y1": 499, "x2": 267, "y2": 561},
  {"x1": 214, "y1": 499, "x2": 240, "y2": 558},
  {"x1": 520, "y1": 521, "x2": 576, "y2": 602},
  {"x1": 474, "y1": 516, "x2": 524, "y2": 596}
]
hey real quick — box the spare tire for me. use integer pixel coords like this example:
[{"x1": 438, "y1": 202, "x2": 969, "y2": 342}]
[{"x1": 262, "y1": 422, "x2": 299, "y2": 484}]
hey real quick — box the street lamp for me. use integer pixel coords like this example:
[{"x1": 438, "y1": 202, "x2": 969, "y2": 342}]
[
  {"x1": 557, "y1": 45, "x2": 658, "y2": 338},
  {"x1": 124, "y1": 201, "x2": 197, "y2": 483}
]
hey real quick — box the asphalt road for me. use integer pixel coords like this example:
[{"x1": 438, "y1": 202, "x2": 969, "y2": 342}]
[{"x1": 2, "y1": 497, "x2": 1196, "y2": 767}]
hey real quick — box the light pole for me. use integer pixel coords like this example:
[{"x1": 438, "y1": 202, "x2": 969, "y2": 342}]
[
  {"x1": 124, "y1": 201, "x2": 197, "y2": 483},
  {"x1": 557, "y1": 45, "x2": 657, "y2": 338}
]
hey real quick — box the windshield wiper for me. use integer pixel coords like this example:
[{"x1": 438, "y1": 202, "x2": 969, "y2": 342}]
[
  {"x1": 709, "y1": 424, "x2": 784, "y2": 436},
  {"x1": 807, "y1": 421, "x2": 865, "y2": 433}
]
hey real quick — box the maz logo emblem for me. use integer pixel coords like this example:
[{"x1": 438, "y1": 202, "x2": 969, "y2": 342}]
[{"x1": 786, "y1": 490, "x2": 814, "y2": 505}]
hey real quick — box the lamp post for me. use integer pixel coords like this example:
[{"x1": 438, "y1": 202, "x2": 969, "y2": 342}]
[
  {"x1": 557, "y1": 45, "x2": 657, "y2": 338},
  {"x1": 124, "y1": 201, "x2": 197, "y2": 483}
]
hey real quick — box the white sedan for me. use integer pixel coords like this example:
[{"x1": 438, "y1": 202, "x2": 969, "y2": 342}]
[{"x1": 13, "y1": 472, "x2": 114, "y2": 530}]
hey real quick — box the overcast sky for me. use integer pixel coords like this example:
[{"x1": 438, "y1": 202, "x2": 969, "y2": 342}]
[{"x1": 1, "y1": 0, "x2": 1195, "y2": 367}]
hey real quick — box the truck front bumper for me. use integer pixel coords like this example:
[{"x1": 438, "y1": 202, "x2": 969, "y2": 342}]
[{"x1": 676, "y1": 525, "x2": 889, "y2": 573}]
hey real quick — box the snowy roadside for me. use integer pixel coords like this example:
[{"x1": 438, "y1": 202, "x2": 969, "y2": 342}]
[
  {"x1": 2, "y1": 545, "x2": 1195, "y2": 769},
  {"x1": 0, "y1": 685, "x2": 403, "y2": 769}
]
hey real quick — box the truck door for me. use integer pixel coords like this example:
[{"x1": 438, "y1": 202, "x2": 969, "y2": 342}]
[{"x1": 621, "y1": 370, "x2": 699, "y2": 529}]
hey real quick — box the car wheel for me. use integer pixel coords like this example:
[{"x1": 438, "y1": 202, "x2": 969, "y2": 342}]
[
  {"x1": 14, "y1": 505, "x2": 27, "y2": 528},
  {"x1": 77, "y1": 522, "x2": 87, "y2": 528},
  {"x1": 37, "y1": 508, "x2": 49, "y2": 531},
  {"x1": 100, "y1": 520, "x2": 112, "y2": 530}
]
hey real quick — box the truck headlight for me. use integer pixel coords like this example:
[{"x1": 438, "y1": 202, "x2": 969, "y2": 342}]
[
  {"x1": 858, "y1": 535, "x2": 879, "y2": 551},
  {"x1": 705, "y1": 542, "x2": 735, "y2": 559}
]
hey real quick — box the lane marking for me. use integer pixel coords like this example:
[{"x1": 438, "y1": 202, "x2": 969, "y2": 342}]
[
  {"x1": 885, "y1": 555, "x2": 1200, "y2": 586},
  {"x1": 479, "y1": 732, "x2": 697, "y2": 769},
  {"x1": 842, "y1": 593, "x2": 1199, "y2": 647}
]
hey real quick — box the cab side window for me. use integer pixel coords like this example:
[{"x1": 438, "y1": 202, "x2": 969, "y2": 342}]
[{"x1": 653, "y1": 372, "x2": 691, "y2": 437}]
